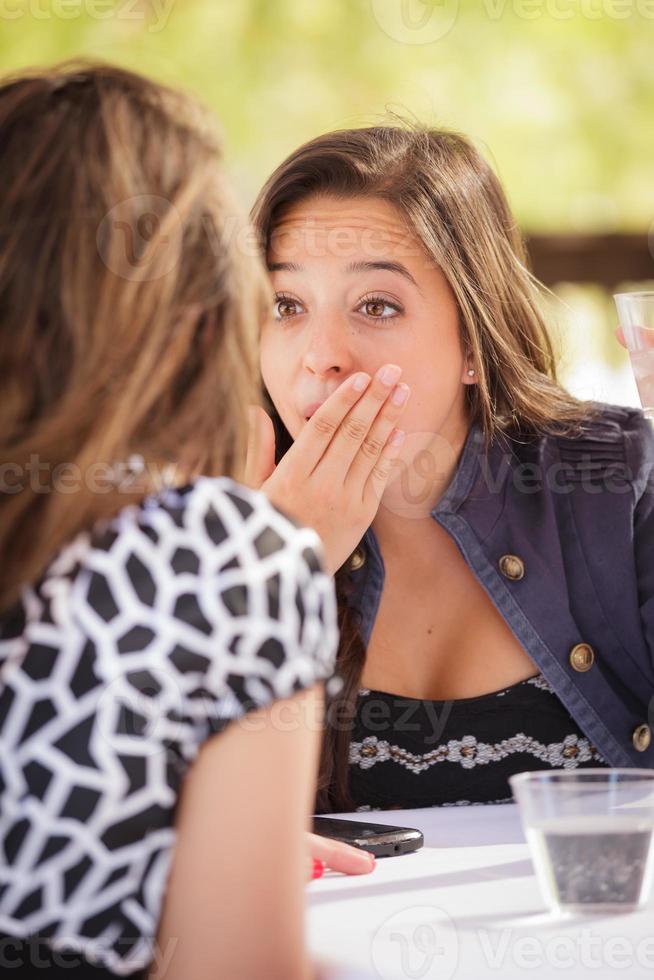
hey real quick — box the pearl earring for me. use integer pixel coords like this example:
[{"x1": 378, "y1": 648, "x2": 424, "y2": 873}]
[{"x1": 467, "y1": 368, "x2": 475, "y2": 377}]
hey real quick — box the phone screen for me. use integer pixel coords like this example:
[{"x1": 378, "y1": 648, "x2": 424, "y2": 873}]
[
  {"x1": 313, "y1": 817, "x2": 399, "y2": 841},
  {"x1": 312, "y1": 816, "x2": 424, "y2": 856}
]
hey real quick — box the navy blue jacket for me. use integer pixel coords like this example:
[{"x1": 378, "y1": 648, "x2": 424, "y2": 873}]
[{"x1": 346, "y1": 401, "x2": 654, "y2": 769}]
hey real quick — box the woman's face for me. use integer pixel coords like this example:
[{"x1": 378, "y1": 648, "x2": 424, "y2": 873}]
[{"x1": 260, "y1": 194, "x2": 476, "y2": 505}]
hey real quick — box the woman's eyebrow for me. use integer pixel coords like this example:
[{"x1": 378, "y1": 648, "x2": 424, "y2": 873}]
[
  {"x1": 267, "y1": 259, "x2": 422, "y2": 293},
  {"x1": 345, "y1": 260, "x2": 420, "y2": 289},
  {"x1": 267, "y1": 261, "x2": 300, "y2": 273}
]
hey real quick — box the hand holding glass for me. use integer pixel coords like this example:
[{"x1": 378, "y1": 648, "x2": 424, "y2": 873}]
[{"x1": 614, "y1": 292, "x2": 654, "y2": 418}]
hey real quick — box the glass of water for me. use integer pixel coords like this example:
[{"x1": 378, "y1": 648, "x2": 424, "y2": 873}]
[
  {"x1": 509, "y1": 769, "x2": 654, "y2": 915},
  {"x1": 614, "y1": 291, "x2": 654, "y2": 419}
]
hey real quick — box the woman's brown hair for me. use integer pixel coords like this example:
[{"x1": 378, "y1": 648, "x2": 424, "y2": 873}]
[
  {"x1": 0, "y1": 61, "x2": 270, "y2": 616},
  {"x1": 250, "y1": 123, "x2": 600, "y2": 812}
]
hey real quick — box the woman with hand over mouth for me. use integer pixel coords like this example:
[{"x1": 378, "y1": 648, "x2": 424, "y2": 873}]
[{"x1": 245, "y1": 125, "x2": 654, "y2": 814}]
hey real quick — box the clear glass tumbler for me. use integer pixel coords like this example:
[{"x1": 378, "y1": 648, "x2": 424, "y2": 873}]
[
  {"x1": 510, "y1": 769, "x2": 654, "y2": 915},
  {"x1": 614, "y1": 291, "x2": 654, "y2": 419}
]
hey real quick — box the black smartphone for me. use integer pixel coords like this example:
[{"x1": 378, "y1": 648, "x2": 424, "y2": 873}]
[{"x1": 312, "y1": 816, "x2": 424, "y2": 857}]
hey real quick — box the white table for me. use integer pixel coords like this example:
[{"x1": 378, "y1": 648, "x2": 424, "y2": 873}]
[{"x1": 308, "y1": 803, "x2": 654, "y2": 980}]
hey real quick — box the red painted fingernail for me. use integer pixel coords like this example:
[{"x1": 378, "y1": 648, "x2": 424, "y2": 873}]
[{"x1": 312, "y1": 859, "x2": 325, "y2": 880}]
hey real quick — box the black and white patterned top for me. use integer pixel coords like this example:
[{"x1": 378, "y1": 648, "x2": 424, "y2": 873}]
[
  {"x1": 0, "y1": 477, "x2": 338, "y2": 976},
  {"x1": 349, "y1": 672, "x2": 611, "y2": 812}
]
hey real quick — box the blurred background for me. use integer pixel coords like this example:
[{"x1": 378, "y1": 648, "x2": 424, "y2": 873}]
[{"x1": 2, "y1": 0, "x2": 653, "y2": 405}]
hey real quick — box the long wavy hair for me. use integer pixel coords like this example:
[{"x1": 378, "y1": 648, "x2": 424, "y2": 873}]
[
  {"x1": 251, "y1": 123, "x2": 600, "y2": 812},
  {"x1": 0, "y1": 61, "x2": 270, "y2": 616}
]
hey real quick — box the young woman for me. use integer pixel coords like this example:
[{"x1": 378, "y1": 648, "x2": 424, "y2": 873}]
[
  {"x1": 0, "y1": 63, "x2": 375, "y2": 980},
  {"x1": 245, "y1": 125, "x2": 654, "y2": 814}
]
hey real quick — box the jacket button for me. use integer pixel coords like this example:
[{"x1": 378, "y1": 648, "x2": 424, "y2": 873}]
[
  {"x1": 349, "y1": 547, "x2": 366, "y2": 572},
  {"x1": 569, "y1": 643, "x2": 595, "y2": 672},
  {"x1": 498, "y1": 554, "x2": 524, "y2": 581},
  {"x1": 632, "y1": 724, "x2": 652, "y2": 752}
]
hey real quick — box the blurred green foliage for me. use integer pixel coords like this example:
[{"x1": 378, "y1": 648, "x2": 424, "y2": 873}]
[
  {"x1": 1, "y1": 0, "x2": 653, "y2": 227},
  {"x1": 1, "y1": 0, "x2": 652, "y2": 401}
]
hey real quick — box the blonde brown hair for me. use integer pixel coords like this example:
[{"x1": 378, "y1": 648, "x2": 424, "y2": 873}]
[
  {"x1": 251, "y1": 123, "x2": 600, "y2": 811},
  {"x1": 0, "y1": 61, "x2": 269, "y2": 616}
]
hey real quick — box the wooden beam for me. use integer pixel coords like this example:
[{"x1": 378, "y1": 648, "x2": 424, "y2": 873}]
[{"x1": 524, "y1": 233, "x2": 654, "y2": 288}]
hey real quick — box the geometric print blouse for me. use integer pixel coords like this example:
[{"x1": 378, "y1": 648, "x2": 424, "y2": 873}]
[{"x1": 0, "y1": 477, "x2": 339, "y2": 975}]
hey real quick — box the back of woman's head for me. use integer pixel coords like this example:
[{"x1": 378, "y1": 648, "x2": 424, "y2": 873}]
[{"x1": 0, "y1": 61, "x2": 269, "y2": 615}]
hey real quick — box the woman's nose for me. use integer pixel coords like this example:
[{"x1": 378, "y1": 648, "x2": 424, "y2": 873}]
[{"x1": 301, "y1": 314, "x2": 355, "y2": 378}]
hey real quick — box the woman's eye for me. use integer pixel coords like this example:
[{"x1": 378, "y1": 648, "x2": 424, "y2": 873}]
[
  {"x1": 273, "y1": 296, "x2": 303, "y2": 320},
  {"x1": 358, "y1": 297, "x2": 402, "y2": 320}
]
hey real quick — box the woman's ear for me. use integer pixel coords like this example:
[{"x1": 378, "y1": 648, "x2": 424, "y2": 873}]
[{"x1": 462, "y1": 362, "x2": 477, "y2": 385}]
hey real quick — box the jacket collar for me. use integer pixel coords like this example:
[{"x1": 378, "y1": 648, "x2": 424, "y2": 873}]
[
  {"x1": 431, "y1": 418, "x2": 488, "y2": 516},
  {"x1": 347, "y1": 423, "x2": 524, "y2": 644},
  {"x1": 361, "y1": 419, "x2": 514, "y2": 552},
  {"x1": 350, "y1": 421, "x2": 519, "y2": 639}
]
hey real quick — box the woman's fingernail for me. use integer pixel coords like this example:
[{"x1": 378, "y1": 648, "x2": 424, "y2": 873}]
[
  {"x1": 378, "y1": 364, "x2": 402, "y2": 386},
  {"x1": 367, "y1": 852, "x2": 376, "y2": 868},
  {"x1": 312, "y1": 859, "x2": 325, "y2": 880},
  {"x1": 389, "y1": 428, "x2": 406, "y2": 448},
  {"x1": 391, "y1": 383, "x2": 410, "y2": 406},
  {"x1": 352, "y1": 372, "x2": 371, "y2": 391}
]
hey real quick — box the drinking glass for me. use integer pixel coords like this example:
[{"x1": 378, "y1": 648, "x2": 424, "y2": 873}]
[
  {"x1": 614, "y1": 291, "x2": 654, "y2": 419},
  {"x1": 510, "y1": 769, "x2": 654, "y2": 915}
]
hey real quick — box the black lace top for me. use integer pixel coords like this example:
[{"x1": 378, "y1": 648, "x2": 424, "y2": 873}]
[{"x1": 348, "y1": 672, "x2": 611, "y2": 812}]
